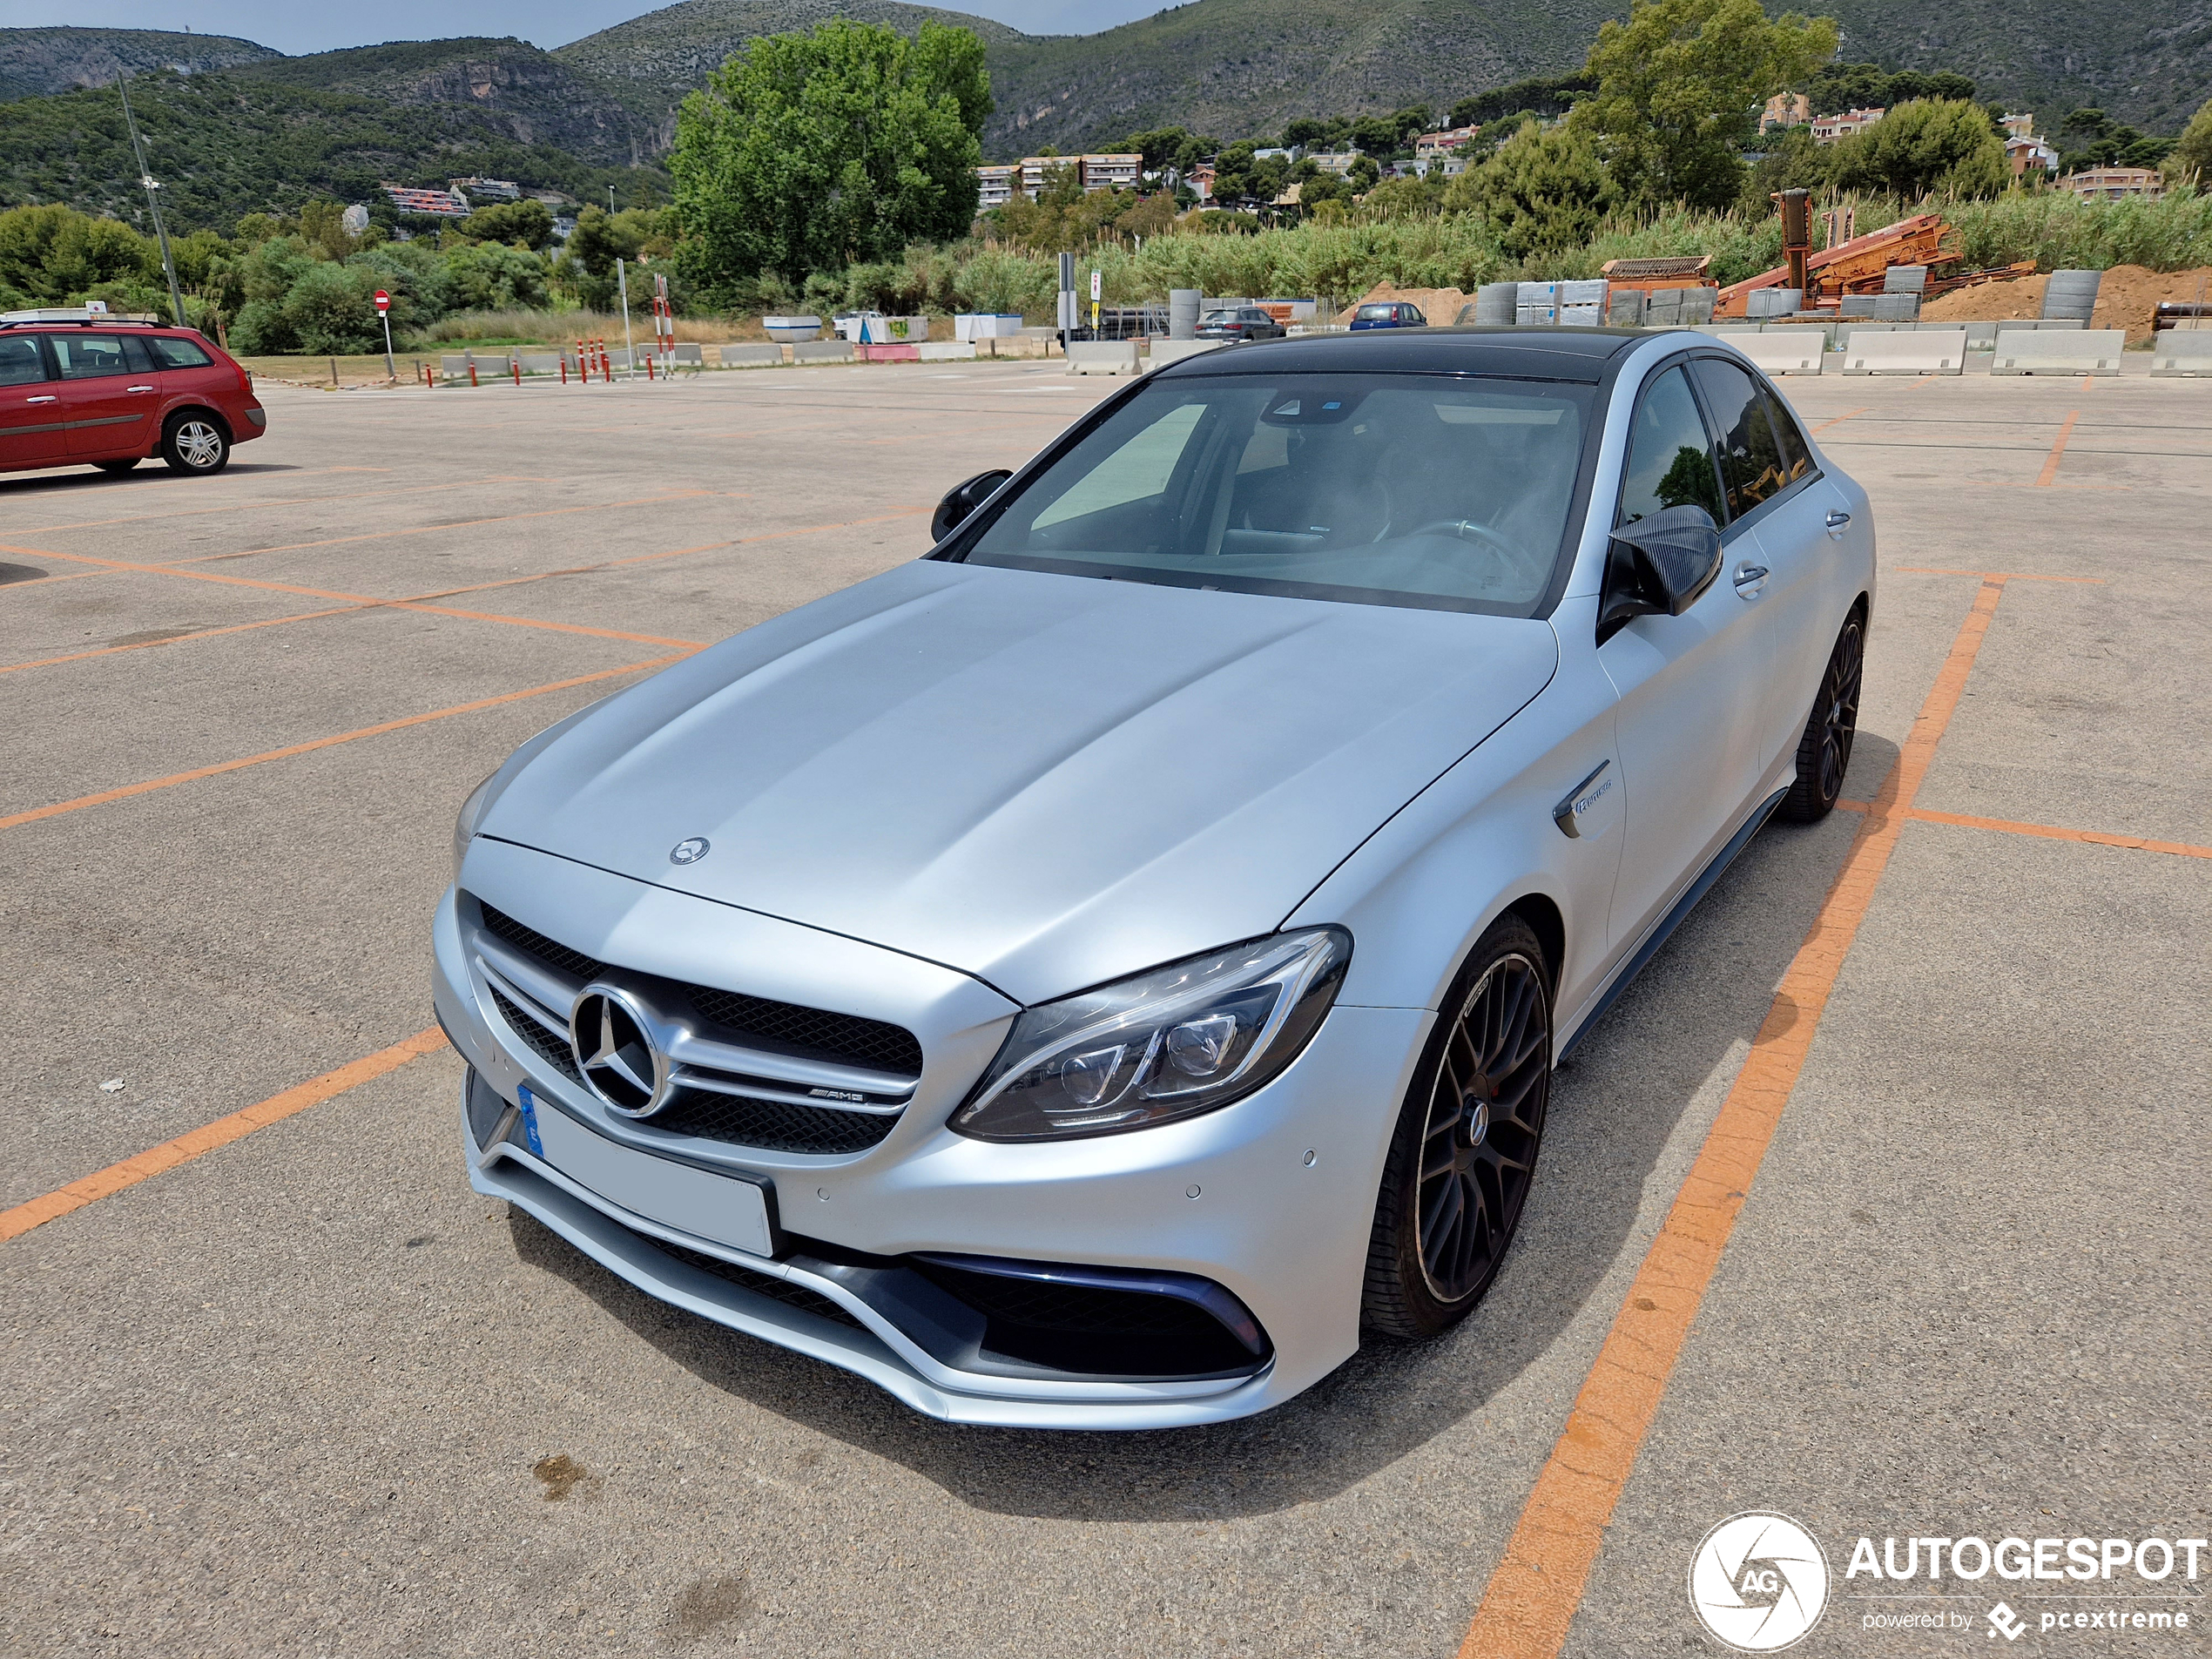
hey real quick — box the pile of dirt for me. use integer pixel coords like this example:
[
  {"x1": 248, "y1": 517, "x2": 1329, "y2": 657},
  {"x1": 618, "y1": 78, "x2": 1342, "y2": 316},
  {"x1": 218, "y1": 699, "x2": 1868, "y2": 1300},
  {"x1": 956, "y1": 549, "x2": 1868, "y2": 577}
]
[
  {"x1": 1339, "y1": 283, "x2": 1474, "y2": 326},
  {"x1": 1921, "y1": 265, "x2": 2212, "y2": 345}
]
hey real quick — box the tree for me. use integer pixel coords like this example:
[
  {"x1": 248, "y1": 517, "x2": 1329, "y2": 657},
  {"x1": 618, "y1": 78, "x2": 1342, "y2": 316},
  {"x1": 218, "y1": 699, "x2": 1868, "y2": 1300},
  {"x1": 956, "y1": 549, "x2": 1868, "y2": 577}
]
[
  {"x1": 1454, "y1": 120, "x2": 1617, "y2": 259},
  {"x1": 1830, "y1": 98, "x2": 2009, "y2": 199},
  {"x1": 2168, "y1": 98, "x2": 2212, "y2": 185},
  {"x1": 671, "y1": 19, "x2": 989, "y2": 287},
  {"x1": 462, "y1": 199, "x2": 556, "y2": 251},
  {"x1": 1571, "y1": 0, "x2": 1837, "y2": 210}
]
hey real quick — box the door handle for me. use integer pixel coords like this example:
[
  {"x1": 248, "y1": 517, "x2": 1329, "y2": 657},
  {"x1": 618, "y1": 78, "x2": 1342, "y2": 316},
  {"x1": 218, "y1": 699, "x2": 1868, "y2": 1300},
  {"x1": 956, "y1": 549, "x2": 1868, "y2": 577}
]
[
  {"x1": 1824, "y1": 509, "x2": 1851, "y2": 540},
  {"x1": 1732, "y1": 563, "x2": 1770, "y2": 598},
  {"x1": 26, "y1": 395, "x2": 57, "y2": 404},
  {"x1": 126, "y1": 384, "x2": 156, "y2": 394}
]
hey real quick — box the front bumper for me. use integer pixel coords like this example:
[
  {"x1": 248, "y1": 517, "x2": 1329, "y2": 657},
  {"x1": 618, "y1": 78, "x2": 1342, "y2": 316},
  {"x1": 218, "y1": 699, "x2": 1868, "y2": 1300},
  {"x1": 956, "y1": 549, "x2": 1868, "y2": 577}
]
[{"x1": 437, "y1": 843, "x2": 1427, "y2": 1427}]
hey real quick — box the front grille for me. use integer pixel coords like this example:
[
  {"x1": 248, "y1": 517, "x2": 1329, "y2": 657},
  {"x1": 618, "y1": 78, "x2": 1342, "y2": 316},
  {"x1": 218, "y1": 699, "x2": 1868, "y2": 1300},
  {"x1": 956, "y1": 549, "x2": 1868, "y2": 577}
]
[
  {"x1": 490, "y1": 987, "x2": 581, "y2": 1082},
  {"x1": 479, "y1": 904, "x2": 606, "y2": 981},
  {"x1": 476, "y1": 900, "x2": 921, "y2": 1079},
  {"x1": 650, "y1": 1092, "x2": 898, "y2": 1156},
  {"x1": 658, "y1": 1241, "x2": 864, "y2": 1330}
]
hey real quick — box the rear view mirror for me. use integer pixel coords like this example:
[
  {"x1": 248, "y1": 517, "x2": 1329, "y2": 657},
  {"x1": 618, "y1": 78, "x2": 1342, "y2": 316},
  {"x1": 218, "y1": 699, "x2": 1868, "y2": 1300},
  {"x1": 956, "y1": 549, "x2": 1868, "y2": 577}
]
[
  {"x1": 1599, "y1": 504, "x2": 1723, "y2": 639},
  {"x1": 933, "y1": 469, "x2": 1013, "y2": 542}
]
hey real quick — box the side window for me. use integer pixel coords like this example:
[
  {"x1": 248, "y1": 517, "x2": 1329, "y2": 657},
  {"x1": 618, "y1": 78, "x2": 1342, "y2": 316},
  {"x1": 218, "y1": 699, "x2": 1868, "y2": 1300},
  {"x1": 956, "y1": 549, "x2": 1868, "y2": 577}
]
[
  {"x1": 1406, "y1": 307, "x2": 1425, "y2": 325},
  {"x1": 1761, "y1": 385, "x2": 1814, "y2": 486},
  {"x1": 1617, "y1": 365, "x2": 1723, "y2": 526},
  {"x1": 51, "y1": 334, "x2": 138, "y2": 379},
  {"x1": 1689, "y1": 357, "x2": 1792, "y2": 520},
  {"x1": 149, "y1": 336, "x2": 214, "y2": 369},
  {"x1": 0, "y1": 335, "x2": 50, "y2": 387}
]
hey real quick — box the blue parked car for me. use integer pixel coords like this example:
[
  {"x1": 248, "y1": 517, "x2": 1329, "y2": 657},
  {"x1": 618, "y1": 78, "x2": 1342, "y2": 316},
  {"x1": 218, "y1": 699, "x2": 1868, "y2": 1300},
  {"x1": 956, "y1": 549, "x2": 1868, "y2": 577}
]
[{"x1": 1349, "y1": 301, "x2": 1426, "y2": 330}]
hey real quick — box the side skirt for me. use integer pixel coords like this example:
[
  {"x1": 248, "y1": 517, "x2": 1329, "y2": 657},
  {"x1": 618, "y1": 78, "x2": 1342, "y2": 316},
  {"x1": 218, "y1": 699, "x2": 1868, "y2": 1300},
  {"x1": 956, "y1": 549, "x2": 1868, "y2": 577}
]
[{"x1": 1558, "y1": 786, "x2": 1791, "y2": 1058}]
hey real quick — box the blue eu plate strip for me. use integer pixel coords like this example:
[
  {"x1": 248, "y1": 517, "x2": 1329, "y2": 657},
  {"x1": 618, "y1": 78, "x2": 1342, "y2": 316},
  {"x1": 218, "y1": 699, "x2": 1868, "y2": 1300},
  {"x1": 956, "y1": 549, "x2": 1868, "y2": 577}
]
[{"x1": 516, "y1": 1084, "x2": 545, "y2": 1157}]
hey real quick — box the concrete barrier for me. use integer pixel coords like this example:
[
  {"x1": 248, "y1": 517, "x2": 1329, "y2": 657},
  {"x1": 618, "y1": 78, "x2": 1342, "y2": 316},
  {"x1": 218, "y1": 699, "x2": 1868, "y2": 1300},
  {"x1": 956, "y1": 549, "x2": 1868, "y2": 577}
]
[
  {"x1": 1065, "y1": 340, "x2": 1142, "y2": 375},
  {"x1": 517, "y1": 353, "x2": 565, "y2": 376},
  {"x1": 1146, "y1": 340, "x2": 1224, "y2": 368},
  {"x1": 2150, "y1": 330, "x2": 2212, "y2": 377},
  {"x1": 717, "y1": 344, "x2": 784, "y2": 368},
  {"x1": 919, "y1": 341, "x2": 978, "y2": 361},
  {"x1": 667, "y1": 344, "x2": 705, "y2": 368},
  {"x1": 792, "y1": 341, "x2": 855, "y2": 364},
  {"x1": 1735, "y1": 326, "x2": 1826, "y2": 374},
  {"x1": 1992, "y1": 327, "x2": 2127, "y2": 375},
  {"x1": 1842, "y1": 327, "x2": 1966, "y2": 375}
]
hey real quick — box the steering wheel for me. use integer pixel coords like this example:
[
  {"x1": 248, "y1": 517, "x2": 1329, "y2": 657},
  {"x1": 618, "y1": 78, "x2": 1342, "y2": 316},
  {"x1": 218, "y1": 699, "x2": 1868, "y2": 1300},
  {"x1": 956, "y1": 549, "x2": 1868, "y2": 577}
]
[{"x1": 1407, "y1": 517, "x2": 1522, "y2": 563}]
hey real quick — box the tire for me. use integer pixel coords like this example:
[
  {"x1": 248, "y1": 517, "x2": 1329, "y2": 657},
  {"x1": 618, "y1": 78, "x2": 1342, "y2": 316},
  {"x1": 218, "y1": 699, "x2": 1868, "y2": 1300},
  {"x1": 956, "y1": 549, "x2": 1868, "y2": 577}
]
[
  {"x1": 158, "y1": 411, "x2": 230, "y2": 475},
  {"x1": 1363, "y1": 914, "x2": 1552, "y2": 1339},
  {"x1": 95, "y1": 457, "x2": 141, "y2": 475},
  {"x1": 1779, "y1": 610, "x2": 1865, "y2": 823}
]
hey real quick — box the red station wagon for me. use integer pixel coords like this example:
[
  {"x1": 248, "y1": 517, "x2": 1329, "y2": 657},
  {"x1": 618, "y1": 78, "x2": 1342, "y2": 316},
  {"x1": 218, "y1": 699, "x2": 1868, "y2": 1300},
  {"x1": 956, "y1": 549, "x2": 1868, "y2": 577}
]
[{"x1": 0, "y1": 311, "x2": 266, "y2": 479}]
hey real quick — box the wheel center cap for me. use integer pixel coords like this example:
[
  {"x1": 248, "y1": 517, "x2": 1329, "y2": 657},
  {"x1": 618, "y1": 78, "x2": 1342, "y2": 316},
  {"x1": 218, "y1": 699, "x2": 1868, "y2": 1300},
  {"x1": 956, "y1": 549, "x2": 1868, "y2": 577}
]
[{"x1": 1465, "y1": 1100, "x2": 1490, "y2": 1148}]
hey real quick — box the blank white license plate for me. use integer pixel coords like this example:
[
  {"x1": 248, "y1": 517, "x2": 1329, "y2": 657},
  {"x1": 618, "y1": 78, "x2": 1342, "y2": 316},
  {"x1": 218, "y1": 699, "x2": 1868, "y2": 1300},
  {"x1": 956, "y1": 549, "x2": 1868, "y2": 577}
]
[{"x1": 523, "y1": 1086, "x2": 774, "y2": 1258}]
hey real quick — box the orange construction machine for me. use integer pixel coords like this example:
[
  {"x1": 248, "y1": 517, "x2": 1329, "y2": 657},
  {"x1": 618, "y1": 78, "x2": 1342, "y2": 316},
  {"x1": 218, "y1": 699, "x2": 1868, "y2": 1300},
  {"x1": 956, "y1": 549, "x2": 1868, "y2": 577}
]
[{"x1": 1716, "y1": 211, "x2": 1963, "y2": 317}]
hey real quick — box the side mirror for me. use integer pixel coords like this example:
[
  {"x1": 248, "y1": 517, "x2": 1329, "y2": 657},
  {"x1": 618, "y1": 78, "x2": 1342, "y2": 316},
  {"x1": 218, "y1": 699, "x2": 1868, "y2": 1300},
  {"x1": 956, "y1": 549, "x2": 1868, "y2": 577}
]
[
  {"x1": 932, "y1": 469, "x2": 1013, "y2": 543},
  {"x1": 1598, "y1": 504, "x2": 1722, "y2": 640}
]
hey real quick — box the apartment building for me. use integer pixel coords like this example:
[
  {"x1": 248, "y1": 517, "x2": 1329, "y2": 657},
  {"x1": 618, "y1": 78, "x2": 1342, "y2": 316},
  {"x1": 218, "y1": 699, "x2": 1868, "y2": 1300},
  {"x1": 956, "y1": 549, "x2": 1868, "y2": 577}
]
[
  {"x1": 979, "y1": 154, "x2": 1145, "y2": 202},
  {"x1": 1811, "y1": 106, "x2": 1885, "y2": 143},
  {"x1": 1761, "y1": 92, "x2": 1811, "y2": 133},
  {"x1": 2059, "y1": 165, "x2": 2165, "y2": 200},
  {"x1": 1413, "y1": 125, "x2": 1479, "y2": 158},
  {"x1": 975, "y1": 165, "x2": 1017, "y2": 208},
  {"x1": 449, "y1": 176, "x2": 522, "y2": 203},
  {"x1": 1304, "y1": 152, "x2": 1361, "y2": 176},
  {"x1": 382, "y1": 185, "x2": 471, "y2": 218}
]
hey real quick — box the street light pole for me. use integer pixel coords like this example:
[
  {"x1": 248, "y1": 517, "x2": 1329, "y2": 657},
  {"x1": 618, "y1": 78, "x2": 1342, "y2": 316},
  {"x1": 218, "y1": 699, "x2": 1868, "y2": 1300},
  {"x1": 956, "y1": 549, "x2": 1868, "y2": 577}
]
[{"x1": 115, "y1": 67, "x2": 187, "y2": 328}]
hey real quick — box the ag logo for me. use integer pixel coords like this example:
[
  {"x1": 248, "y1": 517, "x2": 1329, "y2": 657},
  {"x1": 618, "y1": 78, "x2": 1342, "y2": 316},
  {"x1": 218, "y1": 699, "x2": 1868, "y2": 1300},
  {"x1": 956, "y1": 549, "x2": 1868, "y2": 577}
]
[{"x1": 1688, "y1": 1512, "x2": 1830, "y2": 1651}]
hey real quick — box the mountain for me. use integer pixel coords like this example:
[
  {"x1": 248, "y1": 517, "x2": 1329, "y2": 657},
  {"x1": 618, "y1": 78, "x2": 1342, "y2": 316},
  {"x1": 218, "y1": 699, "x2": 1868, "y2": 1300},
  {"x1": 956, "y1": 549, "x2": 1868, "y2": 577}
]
[
  {"x1": 0, "y1": 26, "x2": 281, "y2": 103},
  {"x1": 232, "y1": 38, "x2": 660, "y2": 166},
  {"x1": 548, "y1": 0, "x2": 2212, "y2": 149}
]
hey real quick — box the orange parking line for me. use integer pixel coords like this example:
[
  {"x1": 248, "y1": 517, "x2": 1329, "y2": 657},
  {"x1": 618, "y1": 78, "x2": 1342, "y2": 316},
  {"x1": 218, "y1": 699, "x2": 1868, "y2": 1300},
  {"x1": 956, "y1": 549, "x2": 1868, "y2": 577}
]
[
  {"x1": 0, "y1": 543, "x2": 703, "y2": 650},
  {"x1": 1460, "y1": 577, "x2": 2009, "y2": 1658},
  {"x1": 179, "y1": 489, "x2": 711, "y2": 565},
  {"x1": 1811, "y1": 408, "x2": 1867, "y2": 432},
  {"x1": 0, "y1": 1028, "x2": 448, "y2": 1243},
  {"x1": 2035, "y1": 409, "x2": 2080, "y2": 485},
  {"x1": 0, "y1": 605, "x2": 361, "y2": 675},
  {"x1": 0, "y1": 652, "x2": 687, "y2": 832},
  {"x1": 3, "y1": 474, "x2": 556, "y2": 537},
  {"x1": 1907, "y1": 806, "x2": 2211, "y2": 860}
]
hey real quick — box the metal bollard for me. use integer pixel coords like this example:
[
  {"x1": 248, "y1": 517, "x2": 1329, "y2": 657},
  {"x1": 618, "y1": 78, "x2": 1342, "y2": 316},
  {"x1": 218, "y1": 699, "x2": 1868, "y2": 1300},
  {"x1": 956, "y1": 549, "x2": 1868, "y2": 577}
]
[
  {"x1": 467, "y1": 350, "x2": 478, "y2": 388},
  {"x1": 512, "y1": 354, "x2": 521, "y2": 388},
  {"x1": 645, "y1": 354, "x2": 655, "y2": 381}
]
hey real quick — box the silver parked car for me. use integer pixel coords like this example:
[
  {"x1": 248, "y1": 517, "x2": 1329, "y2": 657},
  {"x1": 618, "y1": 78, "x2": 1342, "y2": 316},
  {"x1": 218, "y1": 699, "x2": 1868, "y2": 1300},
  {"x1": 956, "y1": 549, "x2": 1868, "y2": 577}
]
[{"x1": 435, "y1": 328, "x2": 1872, "y2": 1428}]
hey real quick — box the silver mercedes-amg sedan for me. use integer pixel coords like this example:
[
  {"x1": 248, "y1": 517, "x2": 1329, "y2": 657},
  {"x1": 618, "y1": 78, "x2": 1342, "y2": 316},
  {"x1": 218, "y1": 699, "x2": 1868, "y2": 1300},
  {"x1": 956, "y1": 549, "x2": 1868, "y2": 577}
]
[{"x1": 434, "y1": 327, "x2": 1873, "y2": 1428}]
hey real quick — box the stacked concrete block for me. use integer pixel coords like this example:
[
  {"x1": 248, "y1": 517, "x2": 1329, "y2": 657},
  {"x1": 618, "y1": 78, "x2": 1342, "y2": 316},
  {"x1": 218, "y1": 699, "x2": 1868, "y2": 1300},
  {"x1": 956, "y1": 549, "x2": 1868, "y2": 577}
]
[{"x1": 2040, "y1": 270, "x2": 2101, "y2": 321}]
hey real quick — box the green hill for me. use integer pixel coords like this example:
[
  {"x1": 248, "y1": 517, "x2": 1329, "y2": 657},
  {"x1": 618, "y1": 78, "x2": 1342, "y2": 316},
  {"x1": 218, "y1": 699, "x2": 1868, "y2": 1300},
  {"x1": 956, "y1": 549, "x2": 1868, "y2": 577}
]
[{"x1": 0, "y1": 67, "x2": 663, "y2": 233}]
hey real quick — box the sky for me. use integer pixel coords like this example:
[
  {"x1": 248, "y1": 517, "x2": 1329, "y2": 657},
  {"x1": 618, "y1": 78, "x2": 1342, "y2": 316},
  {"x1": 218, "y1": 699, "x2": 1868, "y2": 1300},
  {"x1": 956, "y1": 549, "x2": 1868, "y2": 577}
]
[{"x1": 0, "y1": 0, "x2": 1160, "y2": 54}]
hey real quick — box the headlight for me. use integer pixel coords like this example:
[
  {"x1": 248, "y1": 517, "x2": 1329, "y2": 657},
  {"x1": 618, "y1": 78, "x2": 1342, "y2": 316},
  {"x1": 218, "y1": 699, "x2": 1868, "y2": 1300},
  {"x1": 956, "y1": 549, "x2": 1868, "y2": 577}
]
[
  {"x1": 449, "y1": 698, "x2": 609, "y2": 881},
  {"x1": 951, "y1": 927, "x2": 1351, "y2": 1143},
  {"x1": 452, "y1": 765, "x2": 501, "y2": 880}
]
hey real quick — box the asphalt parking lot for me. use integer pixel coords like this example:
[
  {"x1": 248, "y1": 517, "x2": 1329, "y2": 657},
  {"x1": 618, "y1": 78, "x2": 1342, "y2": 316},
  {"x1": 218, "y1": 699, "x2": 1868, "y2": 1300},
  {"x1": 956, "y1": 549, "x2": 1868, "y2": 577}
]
[{"x1": 3, "y1": 356, "x2": 2206, "y2": 1658}]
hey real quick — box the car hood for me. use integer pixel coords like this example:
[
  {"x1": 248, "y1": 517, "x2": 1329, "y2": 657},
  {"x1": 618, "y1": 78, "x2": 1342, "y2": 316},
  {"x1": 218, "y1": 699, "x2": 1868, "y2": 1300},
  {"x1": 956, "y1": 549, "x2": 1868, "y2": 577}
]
[{"x1": 484, "y1": 561, "x2": 1556, "y2": 1003}]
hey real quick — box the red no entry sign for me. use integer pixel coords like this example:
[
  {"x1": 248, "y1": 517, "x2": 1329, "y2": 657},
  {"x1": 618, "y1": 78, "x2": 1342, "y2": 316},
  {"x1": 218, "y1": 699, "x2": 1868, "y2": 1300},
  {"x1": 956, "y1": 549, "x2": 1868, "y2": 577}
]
[{"x1": 373, "y1": 290, "x2": 391, "y2": 314}]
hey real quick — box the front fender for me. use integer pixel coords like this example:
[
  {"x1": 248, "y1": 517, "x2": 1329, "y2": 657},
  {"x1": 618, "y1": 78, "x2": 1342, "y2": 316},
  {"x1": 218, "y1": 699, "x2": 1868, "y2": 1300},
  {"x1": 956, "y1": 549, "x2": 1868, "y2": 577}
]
[{"x1": 1283, "y1": 592, "x2": 1625, "y2": 1021}]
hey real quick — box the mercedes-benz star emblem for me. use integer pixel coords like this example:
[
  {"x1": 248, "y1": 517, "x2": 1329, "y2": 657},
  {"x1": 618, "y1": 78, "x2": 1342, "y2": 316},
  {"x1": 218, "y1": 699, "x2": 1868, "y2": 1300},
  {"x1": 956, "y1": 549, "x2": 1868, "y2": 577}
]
[
  {"x1": 569, "y1": 986, "x2": 671, "y2": 1117},
  {"x1": 669, "y1": 837, "x2": 710, "y2": 866}
]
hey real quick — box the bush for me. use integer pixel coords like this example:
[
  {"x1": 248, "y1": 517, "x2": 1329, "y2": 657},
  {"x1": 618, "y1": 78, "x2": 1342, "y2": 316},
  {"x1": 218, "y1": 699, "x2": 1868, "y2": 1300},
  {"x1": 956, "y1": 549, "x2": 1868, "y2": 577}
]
[{"x1": 281, "y1": 261, "x2": 384, "y2": 354}]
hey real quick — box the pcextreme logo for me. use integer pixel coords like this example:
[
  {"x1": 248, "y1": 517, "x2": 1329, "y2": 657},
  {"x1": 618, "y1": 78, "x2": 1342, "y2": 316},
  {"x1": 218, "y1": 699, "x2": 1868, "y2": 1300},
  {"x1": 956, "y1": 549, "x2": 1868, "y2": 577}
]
[{"x1": 1689, "y1": 1512, "x2": 1831, "y2": 1651}]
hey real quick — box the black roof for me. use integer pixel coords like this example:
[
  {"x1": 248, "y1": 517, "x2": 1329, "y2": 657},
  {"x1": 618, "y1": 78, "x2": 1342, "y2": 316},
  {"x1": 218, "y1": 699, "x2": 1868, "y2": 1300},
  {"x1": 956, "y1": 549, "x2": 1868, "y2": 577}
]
[{"x1": 1152, "y1": 325, "x2": 1649, "y2": 384}]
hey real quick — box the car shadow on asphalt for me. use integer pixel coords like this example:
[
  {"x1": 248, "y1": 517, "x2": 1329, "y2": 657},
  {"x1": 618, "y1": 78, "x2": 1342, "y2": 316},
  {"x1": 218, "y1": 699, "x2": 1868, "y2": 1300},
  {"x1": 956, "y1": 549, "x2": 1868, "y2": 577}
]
[
  {"x1": 0, "y1": 461, "x2": 300, "y2": 497},
  {"x1": 509, "y1": 734, "x2": 1898, "y2": 1521}
]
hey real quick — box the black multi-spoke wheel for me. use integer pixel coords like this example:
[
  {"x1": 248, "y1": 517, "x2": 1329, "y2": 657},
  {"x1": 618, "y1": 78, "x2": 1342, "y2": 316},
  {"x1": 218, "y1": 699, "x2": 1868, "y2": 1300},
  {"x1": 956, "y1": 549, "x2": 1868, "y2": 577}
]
[
  {"x1": 1364, "y1": 915, "x2": 1552, "y2": 1339},
  {"x1": 1781, "y1": 610, "x2": 1865, "y2": 822}
]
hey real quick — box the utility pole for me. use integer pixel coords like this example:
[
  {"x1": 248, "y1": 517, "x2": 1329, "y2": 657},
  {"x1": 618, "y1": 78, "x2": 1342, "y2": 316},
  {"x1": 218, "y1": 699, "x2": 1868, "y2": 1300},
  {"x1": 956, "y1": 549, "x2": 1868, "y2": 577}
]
[
  {"x1": 617, "y1": 257, "x2": 636, "y2": 381},
  {"x1": 116, "y1": 67, "x2": 187, "y2": 328}
]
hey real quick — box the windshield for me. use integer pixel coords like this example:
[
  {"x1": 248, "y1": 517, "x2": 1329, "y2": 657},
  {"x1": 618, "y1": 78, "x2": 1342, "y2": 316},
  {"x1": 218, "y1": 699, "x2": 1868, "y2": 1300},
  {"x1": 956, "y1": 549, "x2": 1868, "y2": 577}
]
[
  {"x1": 1356, "y1": 305, "x2": 1397, "y2": 320},
  {"x1": 955, "y1": 373, "x2": 1592, "y2": 615}
]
